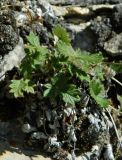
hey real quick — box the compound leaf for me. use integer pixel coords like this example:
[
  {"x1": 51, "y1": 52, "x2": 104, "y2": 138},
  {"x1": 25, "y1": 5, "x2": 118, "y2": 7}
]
[
  {"x1": 53, "y1": 25, "x2": 71, "y2": 44},
  {"x1": 9, "y1": 79, "x2": 34, "y2": 98},
  {"x1": 44, "y1": 73, "x2": 69, "y2": 98},
  {"x1": 61, "y1": 84, "x2": 81, "y2": 106},
  {"x1": 89, "y1": 79, "x2": 109, "y2": 108},
  {"x1": 27, "y1": 32, "x2": 40, "y2": 47}
]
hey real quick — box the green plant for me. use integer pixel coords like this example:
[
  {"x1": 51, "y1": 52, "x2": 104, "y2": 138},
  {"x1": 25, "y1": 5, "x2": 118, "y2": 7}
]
[
  {"x1": 9, "y1": 78, "x2": 34, "y2": 98},
  {"x1": 9, "y1": 25, "x2": 121, "y2": 107}
]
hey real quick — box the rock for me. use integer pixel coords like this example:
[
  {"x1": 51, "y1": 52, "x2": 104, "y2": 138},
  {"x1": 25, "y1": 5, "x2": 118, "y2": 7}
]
[
  {"x1": 0, "y1": 0, "x2": 122, "y2": 160},
  {"x1": 0, "y1": 151, "x2": 51, "y2": 160},
  {"x1": 112, "y1": 4, "x2": 122, "y2": 31},
  {"x1": 104, "y1": 33, "x2": 122, "y2": 56},
  {"x1": 0, "y1": 121, "x2": 10, "y2": 136},
  {"x1": 0, "y1": 152, "x2": 31, "y2": 160},
  {"x1": 89, "y1": 4, "x2": 115, "y2": 11},
  {"x1": 32, "y1": 155, "x2": 51, "y2": 160},
  {"x1": 65, "y1": 22, "x2": 91, "y2": 32},
  {"x1": 52, "y1": 6, "x2": 68, "y2": 17},
  {"x1": 0, "y1": 24, "x2": 18, "y2": 55},
  {"x1": 0, "y1": 37, "x2": 25, "y2": 80},
  {"x1": 37, "y1": 0, "x2": 55, "y2": 18},
  {"x1": 19, "y1": 22, "x2": 53, "y2": 45},
  {"x1": 73, "y1": 27, "x2": 96, "y2": 51},
  {"x1": 65, "y1": 23, "x2": 96, "y2": 51},
  {"x1": 15, "y1": 12, "x2": 32, "y2": 27},
  {"x1": 66, "y1": 7, "x2": 91, "y2": 16},
  {"x1": 90, "y1": 16, "x2": 112, "y2": 48},
  {"x1": 0, "y1": 11, "x2": 19, "y2": 55},
  {"x1": 48, "y1": 0, "x2": 121, "y2": 6}
]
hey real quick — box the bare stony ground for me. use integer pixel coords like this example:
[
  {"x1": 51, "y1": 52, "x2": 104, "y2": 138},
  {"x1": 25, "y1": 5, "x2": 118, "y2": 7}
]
[
  {"x1": 0, "y1": 151, "x2": 51, "y2": 160},
  {"x1": 0, "y1": 121, "x2": 51, "y2": 160}
]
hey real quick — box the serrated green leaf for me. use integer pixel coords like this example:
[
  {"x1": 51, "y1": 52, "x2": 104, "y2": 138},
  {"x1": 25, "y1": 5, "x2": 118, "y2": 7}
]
[
  {"x1": 110, "y1": 63, "x2": 122, "y2": 73},
  {"x1": 79, "y1": 51, "x2": 103, "y2": 64},
  {"x1": 90, "y1": 80, "x2": 102, "y2": 95},
  {"x1": 33, "y1": 46, "x2": 48, "y2": 66},
  {"x1": 89, "y1": 79, "x2": 109, "y2": 108},
  {"x1": 95, "y1": 96, "x2": 109, "y2": 107},
  {"x1": 21, "y1": 44, "x2": 48, "y2": 78},
  {"x1": 25, "y1": 86, "x2": 35, "y2": 94},
  {"x1": 9, "y1": 79, "x2": 25, "y2": 97},
  {"x1": 90, "y1": 65, "x2": 104, "y2": 81},
  {"x1": 62, "y1": 93, "x2": 75, "y2": 106},
  {"x1": 76, "y1": 69, "x2": 90, "y2": 82},
  {"x1": 22, "y1": 79, "x2": 35, "y2": 94},
  {"x1": 66, "y1": 84, "x2": 81, "y2": 96},
  {"x1": 56, "y1": 41, "x2": 103, "y2": 73},
  {"x1": 43, "y1": 73, "x2": 69, "y2": 98},
  {"x1": 43, "y1": 74, "x2": 80, "y2": 106},
  {"x1": 20, "y1": 59, "x2": 33, "y2": 78},
  {"x1": 27, "y1": 32, "x2": 40, "y2": 47},
  {"x1": 9, "y1": 79, "x2": 35, "y2": 98},
  {"x1": 56, "y1": 41, "x2": 75, "y2": 58},
  {"x1": 61, "y1": 84, "x2": 81, "y2": 106},
  {"x1": 25, "y1": 45, "x2": 36, "y2": 56},
  {"x1": 43, "y1": 83, "x2": 52, "y2": 97},
  {"x1": 53, "y1": 25, "x2": 71, "y2": 44}
]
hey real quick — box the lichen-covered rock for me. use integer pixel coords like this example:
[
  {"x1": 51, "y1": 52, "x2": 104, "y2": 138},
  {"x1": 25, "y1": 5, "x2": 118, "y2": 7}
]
[
  {"x1": 90, "y1": 16, "x2": 112, "y2": 48},
  {"x1": 66, "y1": 7, "x2": 91, "y2": 16},
  {"x1": 104, "y1": 33, "x2": 122, "y2": 56},
  {"x1": 0, "y1": 24, "x2": 19, "y2": 55},
  {"x1": 0, "y1": 11, "x2": 19, "y2": 55},
  {"x1": 52, "y1": 6, "x2": 68, "y2": 17}
]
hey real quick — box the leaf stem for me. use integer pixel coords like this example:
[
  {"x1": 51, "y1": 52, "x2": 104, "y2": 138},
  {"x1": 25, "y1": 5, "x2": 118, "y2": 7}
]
[
  {"x1": 112, "y1": 77, "x2": 122, "y2": 87},
  {"x1": 106, "y1": 108, "x2": 121, "y2": 145}
]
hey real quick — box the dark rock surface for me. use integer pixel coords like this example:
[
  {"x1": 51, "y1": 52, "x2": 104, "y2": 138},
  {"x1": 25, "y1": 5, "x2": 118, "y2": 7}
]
[
  {"x1": 0, "y1": 11, "x2": 19, "y2": 56},
  {"x1": 48, "y1": 0, "x2": 121, "y2": 5},
  {"x1": 112, "y1": 4, "x2": 122, "y2": 31},
  {"x1": 90, "y1": 17, "x2": 112, "y2": 48}
]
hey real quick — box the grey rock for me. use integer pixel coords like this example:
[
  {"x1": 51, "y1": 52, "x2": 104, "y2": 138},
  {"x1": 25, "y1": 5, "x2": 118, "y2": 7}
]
[
  {"x1": 52, "y1": 6, "x2": 68, "y2": 17},
  {"x1": 66, "y1": 7, "x2": 91, "y2": 16},
  {"x1": 104, "y1": 33, "x2": 122, "y2": 56},
  {"x1": 90, "y1": 17, "x2": 112, "y2": 48},
  {"x1": 0, "y1": 121, "x2": 11, "y2": 136},
  {"x1": 48, "y1": 0, "x2": 121, "y2": 5},
  {"x1": 89, "y1": 4, "x2": 115, "y2": 11},
  {"x1": 73, "y1": 27, "x2": 96, "y2": 52},
  {"x1": 37, "y1": 0, "x2": 55, "y2": 18},
  {"x1": 0, "y1": 11, "x2": 19, "y2": 55},
  {"x1": 22, "y1": 123, "x2": 36, "y2": 133},
  {"x1": 31, "y1": 132, "x2": 47, "y2": 140},
  {"x1": 0, "y1": 25, "x2": 18, "y2": 54},
  {"x1": 112, "y1": 4, "x2": 122, "y2": 31},
  {"x1": 77, "y1": 145, "x2": 101, "y2": 160},
  {"x1": 0, "y1": 37, "x2": 25, "y2": 80},
  {"x1": 103, "y1": 144, "x2": 115, "y2": 160},
  {"x1": 15, "y1": 12, "x2": 31, "y2": 27},
  {"x1": 64, "y1": 23, "x2": 96, "y2": 52}
]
